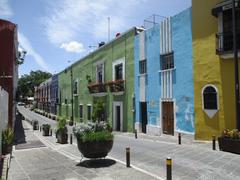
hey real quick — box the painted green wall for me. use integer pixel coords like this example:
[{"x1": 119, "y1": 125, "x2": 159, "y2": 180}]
[{"x1": 58, "y1": 28, "x2": 138, "y2": 132}]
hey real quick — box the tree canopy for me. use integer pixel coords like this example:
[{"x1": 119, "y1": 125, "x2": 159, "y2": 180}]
[{"x1": 17, "y1": 70, "x2": 52, "y2": 100}]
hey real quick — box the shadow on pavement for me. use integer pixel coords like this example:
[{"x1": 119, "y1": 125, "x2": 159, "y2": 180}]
[
  {"x1": 77, "y1": 159, "x2": 116, "y2": 168},
  {"x1": 13, "y1": 112, "x2": 26, "y2": 145}
]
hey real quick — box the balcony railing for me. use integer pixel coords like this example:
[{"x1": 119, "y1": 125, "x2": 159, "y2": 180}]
[
  {"x1": 107, "y1": 79, "x2": 125, "y2": 93},
  {"x1": 87, "y1": 83, "x2": 107, "y2": 94},
  {"x1": 216, "y1": 32, "x2": 240, "y2": 55}
]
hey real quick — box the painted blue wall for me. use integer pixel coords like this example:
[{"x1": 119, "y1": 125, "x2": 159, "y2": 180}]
[
  {"x1": 172, "y1": 8, "x2": 194, "y2": 133},
  {"x1": 134, "y1": 8, "x2": 194, "y2": 134},
  {"x1": 145, "y1": 25, "x2": 161, "y2": 126}
]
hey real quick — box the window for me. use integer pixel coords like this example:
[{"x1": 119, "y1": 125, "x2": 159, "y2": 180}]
[
  {"x1": 139, "y1": 60, "x2": 147, "y2": 74},
  {"x1": 79, "y1": 105, "x2": 83, "y2": 119},
  {"x1": 160, "y1": 52, "x2": 174, "y2": 70},
  {"x1": 96, "y1": 64, "x2": 104, "y2": 83},
  {"x1": 73, "y1": 81, "x2": 78, "y2": 95},
  {"x1": 115, "y1": 64, "x2": 123, "y2": 80},
  {"x1": 202, "y1": 85, "x2": 218, "y2": 110},
  {"x1": 87, "y1": 105, "x2": 92, "y2": 120},
  {"x1": 65, "y1": 99, "x2": 68, "y2": 104}
]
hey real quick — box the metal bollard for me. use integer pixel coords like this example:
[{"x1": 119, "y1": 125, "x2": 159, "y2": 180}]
[
  {"x1": 212, "y1": 135, "x2": 216, "y2": 150},
  {"x1": 178, "y1": 133, "x2": 181, "y2": 145},
  {"x1": 134, "y1": 129, "x2": 137, "y2": 139},
  {"x1": 70, "y1": 134, "x2": 73, "y2": 144},
  {"x1": 166, "y1": 157, "x2": 172, "y2": 180},
  {"x1": 50, "y1": 129, "x2": 52, "y2": 136},
  {"x1": 126, "y1": 147, "x2": 130, "y2": 167}
]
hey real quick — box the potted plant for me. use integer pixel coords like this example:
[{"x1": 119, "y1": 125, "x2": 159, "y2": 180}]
[
  {"x1": 218, "y1": 129, "x2": 240, "y2": 154},
  {"x1": 73, "y1": 121, "x2": 113, "y2": 158},
  {"x1": 2, "y1": 128, "x2": 14, "y2": 155},
  {"x1": 55, "y1": 117, "x2": 68, "y2": 144},
  {"x1": 33, "y1": 120, "x2": 39, "y2": 130},
  {"x1": 42, "y1": 124, "x2": 51, "y2": 136}
]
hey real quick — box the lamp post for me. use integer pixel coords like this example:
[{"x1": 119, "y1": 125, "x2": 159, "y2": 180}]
[{"x1": 232, "y1": 0, "x2": 240, "y2": 130}]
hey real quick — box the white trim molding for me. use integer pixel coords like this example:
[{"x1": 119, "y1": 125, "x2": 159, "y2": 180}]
[
  {"x1": 201, "y1": 84, "x2": 219, "y2": 118},
  {"x1": 112, "y1": 57, "x2": 125, "y2": 81},
  {"x1": 113, "y1": 101, "x2": 123, "y2": 131}
]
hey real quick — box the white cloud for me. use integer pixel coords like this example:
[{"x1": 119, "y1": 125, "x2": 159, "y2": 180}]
[
  {"x1": 42, "y1": 0, "x2": 143, "y2": 45},
  {"x1": 0, "y1": 0, "x2": 12, "y2": 17},
  {"x1": 18, "y1": 32, "x2": 51, "y2": 72},
  {"x1": 60, "y1": 41, "x2": 85, "y2": 53}
]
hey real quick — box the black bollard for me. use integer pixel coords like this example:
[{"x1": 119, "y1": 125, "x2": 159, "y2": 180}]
[
  {"x1": 212, "y1": 135, "x2": 216, "y2": 150},
  {"x1": 178, "y1": 133, "x2": 181, "y2": 145},
  {"x1": 134, "y1": 129, "x2": 137, "y2": 139},
  {"x1": 126, "y1": 147, "x2": 130, "y2": 167},
  {"x1": 166, "y1": 157, "x2": 172, "y2": 180},
  {"x1": 70, "y1": 134, "x2": 73, "y2": 144},
  {"x1": 50, "y1": 129, "x2": 52, "y2": 136}
]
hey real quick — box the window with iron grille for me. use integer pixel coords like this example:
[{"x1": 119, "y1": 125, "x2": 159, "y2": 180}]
[
  {"x1": 73, "y1": 81, "x2": 78, "y2": 95},
  {"x1": 79, "y1": 105, "x2": 83, "y2": 119},
  {"x1": 203, "y1": 86, "x2": 218, "y2": 110},
  {"x1": 87, "y1": 105, "x2": 92, "y2": 120},
  {"x1": 160, "y1": 52, "x2": 174, "y2": 70},
  {"x1": 139, "y1": 60, "x2": 147, "y2": 74},
  {"x1": 96, "y1": 64, "x2": 104, "y2": 83},
  {"x1": 115, "y1": 64, "x2": 123, "y2": 80}
]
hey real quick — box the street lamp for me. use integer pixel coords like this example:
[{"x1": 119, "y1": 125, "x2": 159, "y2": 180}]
[
  {"x1": 67, "y1": 60, "x2": 74, "y2": 126},
  {"x1": 232, "y1": 0, "x2": 240, "y2": 130}
]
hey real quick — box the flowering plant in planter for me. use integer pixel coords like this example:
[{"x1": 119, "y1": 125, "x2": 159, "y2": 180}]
[
  {"x1": 73, "y1": 121, "x2": 113, "y2": 158},
  {"x1": 55, "y1": 117, "x2": 68, "y2": 144},
  {"x1": 219, "y1": 129, "x2": 240, "y2": 154}
]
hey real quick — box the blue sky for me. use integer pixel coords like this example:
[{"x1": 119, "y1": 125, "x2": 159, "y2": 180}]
[{"x1": 0, "y1": 0, "x2": 191, "y2": 76}]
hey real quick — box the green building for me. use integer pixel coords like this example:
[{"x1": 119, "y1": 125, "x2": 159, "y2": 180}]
[{"x1": 57, "y1": 27, "x2": 143, "y2": 132}]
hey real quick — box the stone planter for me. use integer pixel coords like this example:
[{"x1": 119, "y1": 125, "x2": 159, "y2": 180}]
[
  {"x1": 56, "y1": 133, "x2": 68, "y2": 144},
  {"x1": 218, "y1": 137, "x2": 240, "y2": 154},
  {"x1": 42, "y1": 128, "x2": 50, "y2": 136},
  {"x1": 33, "y1": 121, "x2": 39, "y2": 130},
  {"x1": 2, "y1": 144, "x2": 12, "y2": 155},
  {"x1": 76, "y1": 139, "x2": 113, "y2": 158}
]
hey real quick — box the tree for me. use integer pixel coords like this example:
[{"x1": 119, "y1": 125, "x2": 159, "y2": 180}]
[{"x1": 17, "y1": 70, "x2": 52, "y2": 100}]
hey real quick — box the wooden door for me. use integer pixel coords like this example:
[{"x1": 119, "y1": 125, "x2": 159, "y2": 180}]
[{"x1": 162, "y1": 102, "x2": 174, "y2": 135}]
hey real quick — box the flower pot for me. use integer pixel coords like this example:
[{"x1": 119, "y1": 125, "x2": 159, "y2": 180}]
[
  {"x1": 42, "y1": 128, "x2": 50, "y2": 136},
  {"x1": 56, "y1": 133, "x2": 68, "y2": 144},
  {"x1": 2, "y1": 144, "x2": 12, "y2": 155},
  {"x1": 33, "y1": 121, "x2": 39, "y2": 130},
  {"x1": 218, "y1": 137, "x2": 240, "y2": 154},
  {"x1": 76, "y1": 138, "x2": 113, "y2": 158}
]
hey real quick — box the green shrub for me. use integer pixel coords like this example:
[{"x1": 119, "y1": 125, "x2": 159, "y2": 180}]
[
  {"x1": 2, "y1": 128, "x2": 14, "y2": 145},
  {"x1": 42, "y1": 124, "x2": 51, "y2": 130},
  {"x1": 73, "y1": 121, "x2": 113, "y2": 142},
  {"x1": 222, "y1": 129, "x2": 240, "y2": 139}
]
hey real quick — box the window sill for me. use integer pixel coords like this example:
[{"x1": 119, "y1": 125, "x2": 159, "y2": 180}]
[
  {"x1": 137, "y1": 73, "x2": 147, "y2": 77},
  {"x1": 159, "y1": 68, "x2": 176, "y2": 73}
]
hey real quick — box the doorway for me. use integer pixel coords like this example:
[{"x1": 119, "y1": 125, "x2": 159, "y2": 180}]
[
  {"x1": 140, "y1": 102, "x2": 147, "y2": 133},
  {"x1": 113, "y1": 102, "x2": 123, "y2": 131},
  {"x1": 162, "y1": 101, "x2": 174, "y2": 135}
]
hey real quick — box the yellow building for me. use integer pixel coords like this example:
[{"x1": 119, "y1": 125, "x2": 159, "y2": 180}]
[{"x1": 192, "y1": 0, "x2": 240, "y2": 140}]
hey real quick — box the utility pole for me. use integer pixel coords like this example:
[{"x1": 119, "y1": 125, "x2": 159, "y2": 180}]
[
  {"x1": 108, "y1": 17, "x2": 110, "y2": 42},
  {"x1": 232, "y1": 0, "x2": 240, "y2": 129}
]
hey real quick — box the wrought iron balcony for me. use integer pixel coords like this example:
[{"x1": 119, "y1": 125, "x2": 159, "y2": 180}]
[
  {"x1": 87, "y1": 82, "x2": 107, "y2": 94},
  {"x1": 107, "y1": 79, "x2": 125, "y2": 93},
  {"x1": 216, "y1": 32, "x2": 240, "y2": 55}
]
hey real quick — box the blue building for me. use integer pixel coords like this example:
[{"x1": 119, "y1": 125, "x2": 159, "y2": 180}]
[{"x1": 134, "y1": 8, "x2": 194, "y2": 135}]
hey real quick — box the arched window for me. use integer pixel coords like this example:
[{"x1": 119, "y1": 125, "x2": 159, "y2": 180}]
[{"x1": 202, "y1": 85, "x2": 218, "y2": 110}]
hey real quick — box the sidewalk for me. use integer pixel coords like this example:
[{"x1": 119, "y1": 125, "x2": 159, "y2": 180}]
[{"x1": 8, "y1": 120, "x2": 159, "y2": 180}]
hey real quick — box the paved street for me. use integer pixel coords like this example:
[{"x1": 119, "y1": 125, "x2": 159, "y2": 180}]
[
  {"x1": 9, "y1": 119, "x2": 156, "y2": 180},
  {"x1": 15, "y1": 107, "x2": 240, "y2": 180}
]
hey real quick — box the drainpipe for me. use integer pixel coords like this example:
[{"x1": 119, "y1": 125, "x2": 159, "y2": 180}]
[
  {"x1": 232, "y1": 0, "x2": 240, "y2": 130},
  {"x1": 70, "y1": 67, "x2": 74, "y2": 126}
]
